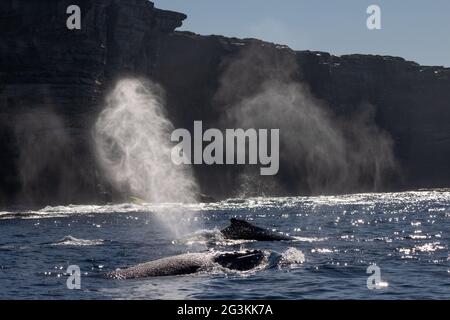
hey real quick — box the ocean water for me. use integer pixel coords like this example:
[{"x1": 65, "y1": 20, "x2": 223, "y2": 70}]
[{"x1": 0, "y1": 191, "x2": 449, "y2": 300}]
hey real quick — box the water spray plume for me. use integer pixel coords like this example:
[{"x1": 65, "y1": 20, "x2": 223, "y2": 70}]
[{"x1": 94, "y1": 78, "x2": 199, "y2": 237}]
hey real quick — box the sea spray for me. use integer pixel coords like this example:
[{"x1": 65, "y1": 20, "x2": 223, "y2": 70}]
[
  {"x1": 214, "y1": 45, "x2": 397, "y2": 196},
  {"x1": 94, "y1": 79, "x2": 199, "y2": 237}
]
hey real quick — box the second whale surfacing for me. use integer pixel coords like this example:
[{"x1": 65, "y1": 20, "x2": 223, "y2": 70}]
[
  {"x1": 220, "y1": 218, "x2": 294, "y2": 241},
  {"x1": 107, "y1": 250, "x2": 265, "y2": 279}
]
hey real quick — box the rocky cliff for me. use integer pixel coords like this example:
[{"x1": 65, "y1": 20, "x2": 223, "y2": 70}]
[
  {"x1": 0, "y1": 0, "x2": 186, "y2": 205},
  {"x1": 152, "y1": 32, "x2": 450, "y2": 199},
  {"x1": 1, "y1": 0, "x2": 449, "y2": 206}
]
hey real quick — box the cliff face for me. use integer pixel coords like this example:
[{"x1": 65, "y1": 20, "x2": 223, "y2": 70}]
[
  {"x1": 1, "y1": 0, "x2": 449, "y2": 206},
  {"x1": 295, "y1": 52, "x2": 450, "y2": 189},
  {"x1": 153, "y1": 32, "x2": 450, "y2": 198},
  {"x1": 0, "y1": 0, "x2": 186, "y2": 205}
]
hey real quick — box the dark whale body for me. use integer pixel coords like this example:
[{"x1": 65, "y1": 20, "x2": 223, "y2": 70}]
[
  {"x1": 220, "y1": 218, "x2": 294, "y2": 241},
  {"x1": 107, "y1": 250, "x2": 264, "y2": 279},
  {"x1": 108, "y1": 220, "x2": 292, "y2": 279}
]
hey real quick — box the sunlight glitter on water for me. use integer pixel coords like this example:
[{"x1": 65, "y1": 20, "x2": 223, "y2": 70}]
[
  {"x1": 1, "y1": 190, "x2": 450, "y2": 220},
  {"x1": 1, "y1": 190, "x2": 449, "y2": 299}
]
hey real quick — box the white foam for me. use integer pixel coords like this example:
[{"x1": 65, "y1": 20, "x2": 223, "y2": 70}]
[
  {"x1": 279, "y1": 247, "x2": 305, "y2": 268},
  {"x1": 51, "y1": 235, "x2": 104, "y2": 246}
]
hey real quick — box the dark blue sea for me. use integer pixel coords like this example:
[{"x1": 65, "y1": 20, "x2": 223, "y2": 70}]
[{"x1": 0, "y1": 191, "x2": 449, "y2": 299}]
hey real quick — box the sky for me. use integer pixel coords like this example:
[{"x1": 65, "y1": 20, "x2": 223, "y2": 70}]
[{"x1": 153, "y1": 0, "x2": 450, "y2": 67}]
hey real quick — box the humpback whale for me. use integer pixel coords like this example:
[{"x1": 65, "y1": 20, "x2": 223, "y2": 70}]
[
  {"x1": 107, "y1": 250, "x2": 265, "y2": 279},
  {"x1": 107, "y1": 220, "x2": 293, "y2": 279},
  {"x1": 220, "y1": 218, "x2": 294, "y2": 241}
]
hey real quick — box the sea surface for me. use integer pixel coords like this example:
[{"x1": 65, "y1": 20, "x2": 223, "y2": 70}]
[{"x1": 0, "y1": 191, "x2": 449, "y2": 299}]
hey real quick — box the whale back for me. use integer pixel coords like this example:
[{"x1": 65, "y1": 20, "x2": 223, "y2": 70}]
[
  {"x1": 221, "y1": 218, "x2": 293, "y2": 241},
  {"x1": 107, "y1": 253, "x2": 209, "y2": 279},
  {"x1": 107, "y1": 250, "x2": 266, "y2": 279}
]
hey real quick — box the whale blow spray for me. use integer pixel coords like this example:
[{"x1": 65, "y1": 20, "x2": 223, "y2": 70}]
[{"x1": 94, "y1": 79, "x2": 199, "y2": 236}]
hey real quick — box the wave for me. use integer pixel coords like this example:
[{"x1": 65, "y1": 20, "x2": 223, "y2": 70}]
[
  {"x1": 292, "y1": 236, "x2": 327, "y2": 243},
  {"x1": 175, "y1": 228, "x2": 326, "y2": 247},
  {"x1": 50, "y1": 235, "x2": 105, "y2": 246},
  {"x1": 175, "y1": 229, "x2": 256, "y2": 247}
]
